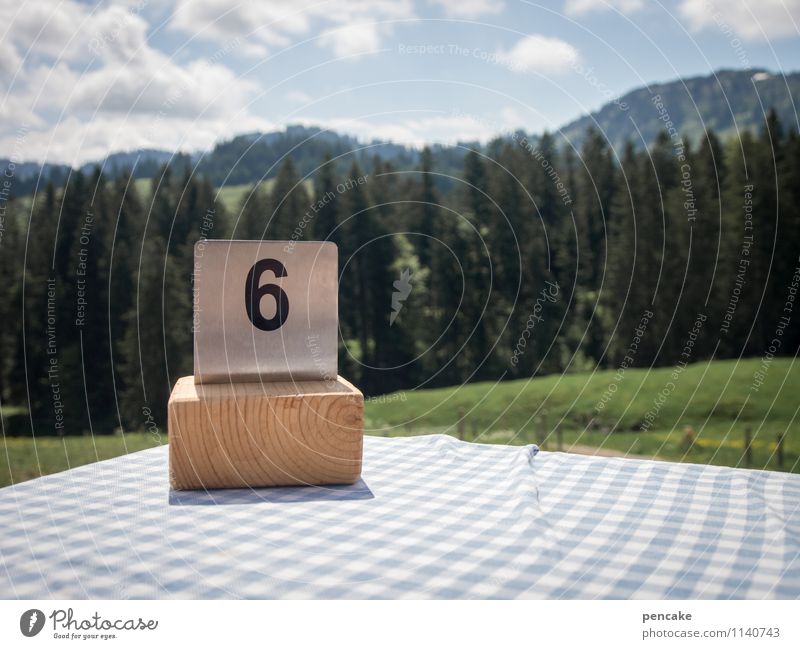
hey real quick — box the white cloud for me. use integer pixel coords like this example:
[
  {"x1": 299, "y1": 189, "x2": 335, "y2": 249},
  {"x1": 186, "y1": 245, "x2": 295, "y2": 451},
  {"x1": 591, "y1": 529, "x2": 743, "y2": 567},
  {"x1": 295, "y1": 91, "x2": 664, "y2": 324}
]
[
  {"x1": 4, "y1": 5, "x2": 256, "y2": 120},
  {"x1": 0, "y1": 38, "x2": 23, "y2": 83},
  {"x1": 65, "y1": 54, "x2": 258, "y2": 118},
  {"x1": 0, "y1": 0, "x2": 265, "y2": 165},
  {"x1": 4, "y1": 21, "x2": 257, "y2": 124},
  {"x1": 679, "y1": 0, "x2": 800, "y2": 40},
  {"x1": 170, "y1": 1, "x2": 309, "y2": 53},
  {"x1": 428, "y1": 0, "x2": 504, "y2": 18},
  {"x1": 494, "y1": 35, "x2": 580, "y2": 74},
  {"x1": 0, "y1": 95, "x2": 47, "y2": 131},
  {"x1": 0, "y1": 112, "x2": 275, "y2": 167},
  {"x1": 318, "y1": 23, "x2": 384, "y2": 59},
  {"x1": 285, "y1": 89, "x2": 313, "y2": 103},
  {"x1": 169, "y1": 0, "x2": 415, "y2": 59},
  {"x1": 0, "y1": 1, "x2": 87, "y2": 62},
  {"x1": 564, "y1": 0, "x2": 643, "y2": 15},
  {"x1": 0, "y1": 0, "x2": 155, "y2": 68}
]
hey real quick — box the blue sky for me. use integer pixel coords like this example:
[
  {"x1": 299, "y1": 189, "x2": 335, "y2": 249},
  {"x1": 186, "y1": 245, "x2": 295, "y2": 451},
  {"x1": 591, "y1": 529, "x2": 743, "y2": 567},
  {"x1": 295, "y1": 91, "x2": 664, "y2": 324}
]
[{"x1": 1, "y1": 0, "x2": 798, "y2": 165}]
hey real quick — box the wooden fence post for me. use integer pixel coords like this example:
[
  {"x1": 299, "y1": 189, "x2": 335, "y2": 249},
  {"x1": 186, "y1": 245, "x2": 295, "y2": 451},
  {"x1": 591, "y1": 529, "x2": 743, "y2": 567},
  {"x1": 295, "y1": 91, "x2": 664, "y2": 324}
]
[{"x1": 744, "y1": 427, "x2": 753, "y2": 468}]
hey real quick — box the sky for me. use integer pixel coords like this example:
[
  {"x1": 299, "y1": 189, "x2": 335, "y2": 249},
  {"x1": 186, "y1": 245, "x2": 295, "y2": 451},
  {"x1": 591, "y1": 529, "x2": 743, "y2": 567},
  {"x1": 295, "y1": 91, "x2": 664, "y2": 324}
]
[{"x1": 1, "y1": 0, "x2": 799, "y2": 165}]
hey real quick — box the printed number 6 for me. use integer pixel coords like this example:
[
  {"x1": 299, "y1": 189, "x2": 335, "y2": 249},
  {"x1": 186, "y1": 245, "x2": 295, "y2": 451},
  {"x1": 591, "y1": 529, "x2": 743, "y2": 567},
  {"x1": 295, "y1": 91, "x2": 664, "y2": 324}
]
[{"x1": 245, "y1": 258, "x2": 289, "y2": 331}]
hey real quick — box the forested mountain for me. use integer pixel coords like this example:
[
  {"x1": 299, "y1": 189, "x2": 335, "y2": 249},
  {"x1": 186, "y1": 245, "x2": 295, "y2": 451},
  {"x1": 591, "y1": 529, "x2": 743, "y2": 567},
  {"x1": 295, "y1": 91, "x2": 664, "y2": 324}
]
[
  {"x1": 1, "y1": 125, "x2": 461, "y2": 194},
  {"x1": 0, "y1": 160, "x2": 72, "y2": 196},
  {"x1": 558, "y1": 69, "x2": 800, "y2": 151},
  {"x1": 7, "y1": 69, "x2": 797, "y2": 194},
  {"x1": 194, "y1": 125, "x2": 423, "y2": 186},
  {"x1": 80, "y1": 149, "x2": 183, "y2": 179}
]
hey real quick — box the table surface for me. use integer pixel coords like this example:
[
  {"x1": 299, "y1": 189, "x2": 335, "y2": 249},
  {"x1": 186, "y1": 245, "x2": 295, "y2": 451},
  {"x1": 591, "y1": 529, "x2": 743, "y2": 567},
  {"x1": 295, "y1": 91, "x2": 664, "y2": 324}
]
[{"x1": 1, "y1": 435, "x2": 798, "y2": 599}]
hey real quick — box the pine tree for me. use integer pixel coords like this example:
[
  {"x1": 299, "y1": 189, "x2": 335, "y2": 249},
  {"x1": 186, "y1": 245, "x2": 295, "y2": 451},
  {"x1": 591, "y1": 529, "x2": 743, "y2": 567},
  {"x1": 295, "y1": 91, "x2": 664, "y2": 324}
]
[
  {"x1": 461, "y1": 149, "x2": 503, "y2": 380},
  {"x1": 151, "y1": 165, "x2": 176, "y2": 243},
  {"x1": 119, "y1": 234, "x2": 190, "y2": 429},
  {"x1": 267, "y1": 158, "x2": 309, "y2": 240},
  {"x1": 778, "y1": 130, "x2": 800, "y2": 353},
  {"x1": 312, "y1": 153, "x2": 340, "y2": 244},
  {"x1": 571, "y1": 128, "x2": 615, "y2": 366},
  {"x1": 0, "y1": 195, "x2": 22, "y2": 404},
  {"x1": 76, "y1": 168, "x2": 117, "y2": 429},
  {"x1": 603, "y1": 141, "x2": 641, "y2": 366},
  {"x1": 337, "y1": 161, "x2": 373, "y2": 388},
  {"x1": 56, "y1": 171, "x2": 92, "y2": 434},
  {"x1": 759, "y1": 110, "x2": 791, "y2": 352},
  {"x1": 638, "y1": 132, "x2": 681, "y2": 365},
  {"x1": 105, "y1": 173, "x2": 147, "y2": 425},
  {"x1": 678, "y1": 130, "x2": 725, "y2": 359},
  {"x1": 359, "y1": 157, "x2": 403, "y2": 392},
  {"x1": 16, "y1": 183, "x2": 59, "y2": 430},
  {"x1": 414, "y1": 147, "x2": 437, "y2": 271},
  {"x1": 236, "y1": 182, "x2": 270, "y2": 239}
]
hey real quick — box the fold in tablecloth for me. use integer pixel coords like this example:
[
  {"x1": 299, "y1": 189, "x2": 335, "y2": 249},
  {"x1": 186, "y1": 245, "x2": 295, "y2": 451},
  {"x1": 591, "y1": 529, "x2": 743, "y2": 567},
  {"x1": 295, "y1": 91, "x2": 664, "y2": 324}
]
[{"x1": 0, "y1": 435, "x2": 798, "y2": 598}]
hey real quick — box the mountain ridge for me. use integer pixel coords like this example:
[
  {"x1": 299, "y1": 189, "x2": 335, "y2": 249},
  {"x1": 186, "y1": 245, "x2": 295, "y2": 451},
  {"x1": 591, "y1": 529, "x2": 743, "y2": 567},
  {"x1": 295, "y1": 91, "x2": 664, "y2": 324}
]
[
  {"x1": 557, "y1": 68, "x2": 800, "y2": 150},
  {"x1": 3, "y1": 68, "x2": 799, "y2": 195}
]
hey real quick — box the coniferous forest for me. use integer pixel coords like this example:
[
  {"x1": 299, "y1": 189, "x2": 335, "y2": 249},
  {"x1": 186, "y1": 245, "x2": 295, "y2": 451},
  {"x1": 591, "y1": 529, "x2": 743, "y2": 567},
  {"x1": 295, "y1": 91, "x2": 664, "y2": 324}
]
[{"x1": 1, "y1": 112, "x2": 799, "y2": 437}]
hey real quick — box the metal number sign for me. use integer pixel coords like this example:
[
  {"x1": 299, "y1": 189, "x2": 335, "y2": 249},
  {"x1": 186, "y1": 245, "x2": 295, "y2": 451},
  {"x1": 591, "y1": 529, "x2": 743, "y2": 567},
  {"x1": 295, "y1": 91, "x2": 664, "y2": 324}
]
[{"x1": 193, "y1": 240, "x2": 338, "y2": 384}]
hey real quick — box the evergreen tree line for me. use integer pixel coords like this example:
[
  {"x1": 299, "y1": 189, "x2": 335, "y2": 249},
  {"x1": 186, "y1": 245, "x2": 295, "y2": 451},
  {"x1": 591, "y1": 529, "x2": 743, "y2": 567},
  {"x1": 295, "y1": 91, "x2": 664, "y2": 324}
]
[{"x1": 1, "y1": 112, "x2": 799, "y2": 436}]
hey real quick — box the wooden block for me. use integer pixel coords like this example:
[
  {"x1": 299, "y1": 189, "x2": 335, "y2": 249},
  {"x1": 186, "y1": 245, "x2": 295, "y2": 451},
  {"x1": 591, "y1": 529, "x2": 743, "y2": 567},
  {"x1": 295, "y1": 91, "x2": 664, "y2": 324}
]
[{"x1": 168, "y1": 376, "x2": 363, "y2": 490}]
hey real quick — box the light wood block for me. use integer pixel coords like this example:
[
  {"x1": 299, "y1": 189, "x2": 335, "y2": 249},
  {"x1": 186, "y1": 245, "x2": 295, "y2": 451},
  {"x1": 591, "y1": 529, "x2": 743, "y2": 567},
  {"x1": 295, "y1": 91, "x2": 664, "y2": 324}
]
[{"x1": 168, "y1": 376, "x2": 363, "y2": 490}]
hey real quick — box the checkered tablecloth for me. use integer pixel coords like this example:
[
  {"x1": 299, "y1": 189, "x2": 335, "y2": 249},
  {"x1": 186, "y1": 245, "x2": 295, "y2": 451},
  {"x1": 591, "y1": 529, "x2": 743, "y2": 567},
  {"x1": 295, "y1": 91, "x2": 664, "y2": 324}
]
[{"x1": 1, "y1": 434, "x2": 798, "y2": 598}]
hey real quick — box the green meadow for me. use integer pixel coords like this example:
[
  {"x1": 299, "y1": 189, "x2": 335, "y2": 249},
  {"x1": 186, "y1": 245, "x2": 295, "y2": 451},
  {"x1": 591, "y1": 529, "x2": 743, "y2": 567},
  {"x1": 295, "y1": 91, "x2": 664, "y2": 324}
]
[
  {"x1": 0, "y1": 433, "x2": 163, "y2": 487},
  {"x1": 363, "y1": 358, "x2": 799, "y2": 473},
  {"x1": 1, "y1": 358, "x2": 797, "y2": 487}
]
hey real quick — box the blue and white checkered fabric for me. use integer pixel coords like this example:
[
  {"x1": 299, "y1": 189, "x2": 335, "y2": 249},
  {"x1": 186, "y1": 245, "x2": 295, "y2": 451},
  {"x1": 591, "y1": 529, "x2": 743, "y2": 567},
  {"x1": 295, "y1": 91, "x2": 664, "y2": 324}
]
[{"x1": 0, "y1": 434, "x2": 798, "y2": 598}]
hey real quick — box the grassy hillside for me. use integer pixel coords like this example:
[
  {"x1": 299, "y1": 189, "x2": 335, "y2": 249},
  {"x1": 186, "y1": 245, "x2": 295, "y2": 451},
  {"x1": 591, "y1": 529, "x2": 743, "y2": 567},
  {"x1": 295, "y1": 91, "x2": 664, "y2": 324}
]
[
  {"x1": 2, "y1": 358, "x2": 796, "y2": 487},
  {"x1": 0, "y1": 433, "x2": 162, "y2": 487},
  {"x1": 365, "y1": 358, "x2": 799, "y2": 472},
  {"x1": 134, "y1": 177, "x2": 263, "y2": 213},
  {"x1": 134, "y1": 177, "x2": 315, "y2": 217}
]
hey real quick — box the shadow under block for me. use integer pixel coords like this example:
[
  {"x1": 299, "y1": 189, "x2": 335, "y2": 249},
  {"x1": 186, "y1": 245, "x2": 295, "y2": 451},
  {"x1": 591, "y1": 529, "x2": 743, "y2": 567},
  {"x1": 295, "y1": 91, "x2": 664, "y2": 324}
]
[{"x1": 168, "y1": 376, "x2": 363, "y2": 490}]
